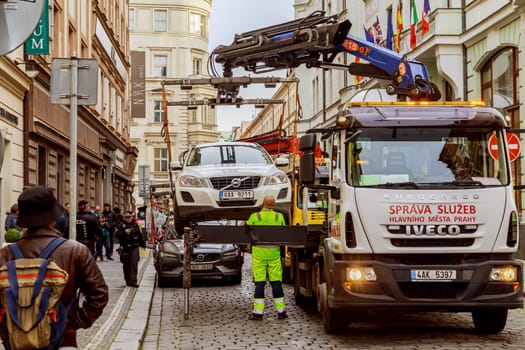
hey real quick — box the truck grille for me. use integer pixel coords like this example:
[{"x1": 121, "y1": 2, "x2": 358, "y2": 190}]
[
  {"x1": 210, "y1": 176, "x2": 261, "y2": 190},
  {"x1": 391, "y1": 238, "x2": 475, "y2": 247}
]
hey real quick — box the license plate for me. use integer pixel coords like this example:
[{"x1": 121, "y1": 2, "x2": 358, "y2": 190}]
[
  {"x1": 410, "y1": 269, "x2": 456, "y2": 281},
  {"x1": 191, "y1": 263, "x2": 213, "y2": 271},
  {"x1": 219, "y1": 190, "x2": 253, "y2": 200}
]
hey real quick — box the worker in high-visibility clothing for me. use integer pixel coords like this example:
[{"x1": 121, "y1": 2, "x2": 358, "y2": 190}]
[{"x1": 246, "y1": 195, "x2": 287, "y2": 321}]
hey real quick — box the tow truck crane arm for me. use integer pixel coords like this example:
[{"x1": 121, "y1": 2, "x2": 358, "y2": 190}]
[{"x1": 212, "y1": 11, "x2": 441, "y2": 101}]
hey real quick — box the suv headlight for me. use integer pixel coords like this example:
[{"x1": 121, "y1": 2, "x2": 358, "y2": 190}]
[
  {"x1": 178, "y1": 175, "x2": 205, "y2": 187},
  {"x1": 160, "y1": 243, "x2": 180, "y2": 258},
  {"x1": 223, "y1": 248, "x2": 239, "y2": 259},
  {"x1": 267, "y1": 172, "x2": 289, "y2": 185}
]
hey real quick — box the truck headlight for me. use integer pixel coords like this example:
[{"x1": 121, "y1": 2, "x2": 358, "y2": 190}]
[
  {"x1": 489, "y1": 266, "x2": 518, "y2": 282},
  {"x1": 346, "y1": 266, "x2": 377, "y2": 281},
  {"x1": 178, "y1": 175, "x2": 205, "y2": 187}
]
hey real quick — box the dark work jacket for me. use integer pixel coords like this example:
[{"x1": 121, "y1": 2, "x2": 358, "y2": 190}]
[
  {"x1": 76, "y1": 210, "x2": 102, "y2": 241},
  {"x1": 116, "y1": 221, "x2": 146, "y2": 251},
  {"x1": 0, "y1": 228, "x2": 109, "y2": 347}
]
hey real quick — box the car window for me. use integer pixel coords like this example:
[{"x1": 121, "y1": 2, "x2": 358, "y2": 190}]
[{"x1": 186, "y1": 145, "x2": 272, "y2": 166}]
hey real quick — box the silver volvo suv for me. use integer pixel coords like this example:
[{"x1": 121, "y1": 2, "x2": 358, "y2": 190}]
[{"x1": 173, "y1": 142, "x2": 291, "y2": 233}]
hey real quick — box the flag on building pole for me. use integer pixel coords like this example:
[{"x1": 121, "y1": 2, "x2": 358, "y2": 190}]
[
  {"x1": 421, "y1": 0, "x2": 431, "y2": 35},
  {"x1": 410, "y1": 0, "x2": 418, "y2": 49},
  {"x1": 364, "y1": 25, "x2": 374, "y2": 42},
  {"x1": 374, "y1": 16, "x2": 383, "y2": 45},
  {"x1": 396, "y1": 1, "x2": 403, "y2": 52},
  {"x1": 386, "y1": 9, "x2": 394, "y2": 50}
]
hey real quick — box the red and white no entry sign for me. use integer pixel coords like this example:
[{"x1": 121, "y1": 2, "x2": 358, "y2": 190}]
[{"x1": 488, "y1": 132, "x2": 521, "y2": 162}]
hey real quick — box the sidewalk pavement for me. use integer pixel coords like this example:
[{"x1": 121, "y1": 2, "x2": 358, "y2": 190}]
[
  {"x1": 108, "y1": 254, "x2": 156, "y2": 350},
  {"x1": 80, "y1": 248, "x2": 157, "y2": 350}
]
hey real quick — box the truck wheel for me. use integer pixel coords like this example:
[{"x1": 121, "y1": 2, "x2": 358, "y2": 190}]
[
  {"x1": 282, "y1": 264, "x2": 292, "y2": 284},
  {"x1": 292, "y1": 252, "x2": 310, "y2": 306},
  {"x1": 318, "y1": 282, "x2": 348, "y2": 333},
  {"x1": 293, "y1": 272, "x2": 308, "y2": 306},
  {"x1": 472, "y1": 309, "x2": 508, "y2": 333}
]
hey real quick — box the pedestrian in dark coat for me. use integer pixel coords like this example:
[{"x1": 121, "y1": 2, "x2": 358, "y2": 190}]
[
  {"x1": 55, "y1": 202, "x2": 70, "y2": 238},
  {"x1": 0, "y1": 186, "x2": 108, "y2": 348},
  {"x1": 116, "y1": 211, "x2": 146, "y2": 287},
  {"x1": 76, "y1": 200, "x2": 103, "y2": 256},
  {"x1": 4, "y1": 203, "x2": 22, "y2": 232}
]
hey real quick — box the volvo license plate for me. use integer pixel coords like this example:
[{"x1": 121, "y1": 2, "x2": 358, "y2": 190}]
[
  {"x1": 219, "y1": 190, "x2": 253, "y2": 200},
  {"x1": 191, "y1": 263, "x2": 213, "y2": 271},
  {"x1": 410, "y1": 269, "x2": 456, "y2": 281}
]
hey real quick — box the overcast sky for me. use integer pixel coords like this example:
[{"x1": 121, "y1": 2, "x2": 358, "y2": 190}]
[{"x1": 208, "y1": 0, "x2": 295, "y2": 132}]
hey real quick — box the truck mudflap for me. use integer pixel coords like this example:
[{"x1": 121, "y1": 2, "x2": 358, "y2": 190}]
[{"x1": 327, "y1": 258, "x2": 523, "y2": 311}]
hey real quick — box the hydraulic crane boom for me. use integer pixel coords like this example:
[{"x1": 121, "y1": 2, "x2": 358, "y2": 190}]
[{"x1": 212, "y1": 11, "x2": 440, "y2": 101}]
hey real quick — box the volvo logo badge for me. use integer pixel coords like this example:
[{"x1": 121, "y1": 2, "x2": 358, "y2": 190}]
[{"x1": 231, "y1": 178, "x2": 242, "y2": 188}]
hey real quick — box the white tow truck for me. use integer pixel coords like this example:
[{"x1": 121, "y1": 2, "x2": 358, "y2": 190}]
[{"x1": 170, "y1": 12, "x2": 523, "y2": 333}]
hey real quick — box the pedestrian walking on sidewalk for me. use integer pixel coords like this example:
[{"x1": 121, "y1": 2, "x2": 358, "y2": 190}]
[
  {"x1": 116, "y1": 211, "x2": 146, "y2": 287},
  {"x1": 246, "y1": 195, "x2": 288, "y2": 321},
  {"x1": 0, "y1": 186, "x2": 108, "y2": 349},
  {"x1": 96, "y1": 214, "x2": 113, "y2": 261}
]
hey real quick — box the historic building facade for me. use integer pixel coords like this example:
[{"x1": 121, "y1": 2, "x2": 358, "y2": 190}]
[
  {"x1": 0, "y1": 0, "x2": 137, "y2": 231},
  {"x1": 0, "y1": 48, "x2": 30, "y2": 228},
  {"x1": 129, "y1": 0, "x2": 218, "y2": 207}
]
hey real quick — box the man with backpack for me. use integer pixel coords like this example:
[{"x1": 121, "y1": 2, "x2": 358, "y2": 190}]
[{"x1": 0, "y1": 186, "x2": 109, "y2": 349}]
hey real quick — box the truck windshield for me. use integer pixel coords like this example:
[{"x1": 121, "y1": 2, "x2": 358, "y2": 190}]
[{"x1": 347, "y1": 127, "x2": 510, "y2": 187}]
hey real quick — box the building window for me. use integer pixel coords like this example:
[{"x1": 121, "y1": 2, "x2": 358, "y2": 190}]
[
  {"x1": 193, "y1": 58, "x2": 202, "y2": 75},
  {"x1": 154, "y1": 148, "x2": 168, "y2": 172},
  {"x1": 480, "y1": 46, "x2": 520, "y2": 213},
  {"x1": 129, "y1": 8, "x2": 135, "y2": 31},
  {"x1": 154, "y1": 9, "x2": 167, "y2": 32},
  {"x1": 190, "y1": 110, "x2": 197, "y2": 123},
  {"x1": 153, "y1": 100, "x2": 164, "y2": 122},
  {"x1": 153, "y1": 55, "x2": 167, "y2": 77},
  {"x1": 190, "y1": 13, "x2": 206, "y2": 36},
  {"x1": 481, "y1": 47, "x2": 518, "y2": 109},
  {"x1": 202, "y1": 106, "x2": 214, "y2": 128}
]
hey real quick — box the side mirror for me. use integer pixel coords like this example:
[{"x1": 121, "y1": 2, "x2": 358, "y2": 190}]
[
  {"x1": 171, "y1": 160, "x2": 182, "y2": 171},
  {"x1": 274, "y1": 157, "x2": 289, "y2": 167}
]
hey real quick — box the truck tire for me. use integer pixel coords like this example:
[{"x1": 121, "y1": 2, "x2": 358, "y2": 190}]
[
  {"x1": 293, "y1": 269, "x2": 308, "y2": 306},
  {"x1": 283, "y1": 265, "x2": 292, "y2": 284},
  {"x1": 318, "y1": 282, "x2": 348, "y2": 333},
  {"x1": 472, "y1": 309, "x2": 508, "y2": 333}
]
